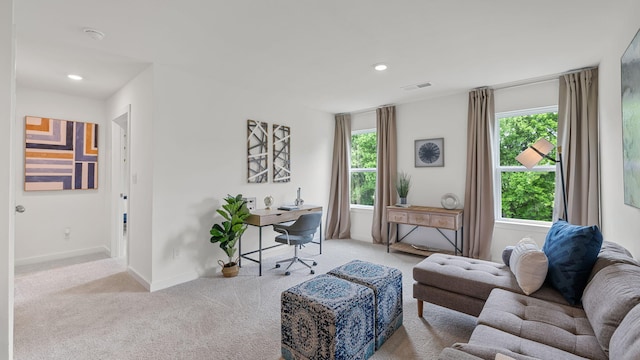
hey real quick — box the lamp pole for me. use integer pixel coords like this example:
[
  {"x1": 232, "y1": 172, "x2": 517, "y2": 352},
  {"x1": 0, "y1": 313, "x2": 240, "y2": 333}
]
[
  {"x1": 557, "y1": 147, "x2": 568, "y2": 221},
  {"x1": 529, "y1": 144, "x2": 569, "y2": 221}
]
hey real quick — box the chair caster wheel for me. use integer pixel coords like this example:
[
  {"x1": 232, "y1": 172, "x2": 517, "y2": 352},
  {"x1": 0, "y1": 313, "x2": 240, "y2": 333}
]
[
  {"x1": 285, "y1": 271, "x2": 291, "y2": 276},
  {"x1": 310, "y1": 270, "x2": 315, "y2": 274},
  {"x1": 275, "y1": 264, "x2": 281, "y2": 268},
  {"x1": 312, "y1": 261, "x2": 317, "y2": 266}
]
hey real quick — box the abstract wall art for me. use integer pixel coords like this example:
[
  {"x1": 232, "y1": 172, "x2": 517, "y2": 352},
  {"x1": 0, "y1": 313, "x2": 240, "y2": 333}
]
[
  {"x1": 622, "y1": 28, "x2": 640, "y2": 208},
  {"x1": 24, "y1": 116, "x2": 98, "y2": 191},
  {"x1": 272, "y1": 123, "x2": 291, "y2": 183},
  {"x1": 415, "y1": 138, "x2": 444, "y2": 167},
  {"x1": 247, "y1": 119, "x2": 269, "y2": 183}
]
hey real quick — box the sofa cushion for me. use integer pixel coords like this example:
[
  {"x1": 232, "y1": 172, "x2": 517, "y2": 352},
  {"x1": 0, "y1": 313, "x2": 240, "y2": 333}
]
[
  {"x1": 413, "y1": 254, "x2": 518, "y2": 301},
  {"x1": 413, "y1": 253, "x2": 569, "y2": 306},
  {"x1": 588, "y1": 241, "x2": 639, "y2": 282},
  {"x1": 581, "y1": 263, "x2": 640, "y2": 355},
  {"x1": 449, "y1": 343, "x2": 542, "y2": 360},
  {"x1": 468, "y1": 325, "x2": 598, "y2": 360},
  {"x1": 477, "y1": 289, "x2": 606, "y2": 360},
  {"x1": 609, "y1": 304, "x2": 640, "y2": 360},
  {"x1": 542, "y1": 220, "x2": 603, "y2": 305},
  {"x1": 509, "y1": 238, "x2": 548, "y2": 295},
  {"x1": 438, "y1": 347, "x2": 484, "y2": 360}
]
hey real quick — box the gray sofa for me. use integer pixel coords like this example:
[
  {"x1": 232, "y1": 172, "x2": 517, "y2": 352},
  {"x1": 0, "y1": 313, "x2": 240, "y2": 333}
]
[{"x1": 412, "y1": 241, "x2": 640, "y2": 359}]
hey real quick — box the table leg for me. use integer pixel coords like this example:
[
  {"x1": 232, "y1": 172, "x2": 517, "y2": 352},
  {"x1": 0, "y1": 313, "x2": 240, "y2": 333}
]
[
  {"x1": 387, "y1": 222, "x2": 390, "y2": 253},
  {"x1": 259, "y1": 227, "x2": 262, "y2": 276},
  {"x1": 319, "y1": 222, "x2": 323, "y2": 254},
  {"x1": 455, "y1": 230, "x2": 459, "y2": 255}
]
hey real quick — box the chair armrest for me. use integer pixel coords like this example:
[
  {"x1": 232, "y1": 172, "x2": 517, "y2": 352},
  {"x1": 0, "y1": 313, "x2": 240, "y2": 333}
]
[
  {"x1": 273, "y1": 223, "x2": 291, "y2": 234},
  {"x1": 273, "y1": 227, "x2": 291, "y2": 244}
]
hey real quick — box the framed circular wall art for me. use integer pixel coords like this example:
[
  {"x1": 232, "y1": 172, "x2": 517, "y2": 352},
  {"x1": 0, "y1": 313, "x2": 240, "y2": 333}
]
[{"x1": 415, "y1": 138, "x2": 444, "y2": 167}]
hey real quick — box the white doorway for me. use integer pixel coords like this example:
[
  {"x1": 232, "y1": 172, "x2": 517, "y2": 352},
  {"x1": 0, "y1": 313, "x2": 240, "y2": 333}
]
[{"x1": 111, "y1": 106, "x2": 130, "y2": 260}]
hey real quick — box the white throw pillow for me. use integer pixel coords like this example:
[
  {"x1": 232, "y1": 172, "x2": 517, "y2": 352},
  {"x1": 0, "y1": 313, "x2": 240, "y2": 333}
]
[{"x1": 509, "y1": 237, "x2": 548, "y2": 295}]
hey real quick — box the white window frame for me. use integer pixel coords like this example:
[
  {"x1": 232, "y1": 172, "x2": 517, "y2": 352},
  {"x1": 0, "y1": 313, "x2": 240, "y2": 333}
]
[
  {"x1": 493, "y1": 105, "x2": 558, "y2": 225},
  {"x1": 350, "y1": 128, "x2": 377, "y2": 209}
]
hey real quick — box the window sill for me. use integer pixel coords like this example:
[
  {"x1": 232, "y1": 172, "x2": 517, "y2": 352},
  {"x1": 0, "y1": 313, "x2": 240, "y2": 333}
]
[
  {"x1": 494, "y1": 219, "x2": 551, "y2": 232},
  {"x1": 350, "y1": 205, "x2": 374, "y2": 213}
]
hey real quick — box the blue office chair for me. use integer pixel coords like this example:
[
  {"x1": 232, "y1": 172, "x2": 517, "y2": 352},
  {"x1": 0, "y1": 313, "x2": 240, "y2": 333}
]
[{"x1": 273, "y1": 212, "x2": 322, "y2": 275}]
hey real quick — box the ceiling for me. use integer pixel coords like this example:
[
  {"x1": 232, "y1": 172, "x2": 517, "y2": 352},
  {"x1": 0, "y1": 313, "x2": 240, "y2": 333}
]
[{"x1": 14, "y1": 0, "x2": 632, "y2": 114}]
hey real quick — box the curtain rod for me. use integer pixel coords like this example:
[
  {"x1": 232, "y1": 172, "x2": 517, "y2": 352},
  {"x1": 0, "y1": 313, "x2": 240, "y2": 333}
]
[
  {"x1": 338, "y1": 103, "x2": 395, "y2": 116},
  {"x1": 493, "y1": 66, "x2": 598, "y2": 91}
]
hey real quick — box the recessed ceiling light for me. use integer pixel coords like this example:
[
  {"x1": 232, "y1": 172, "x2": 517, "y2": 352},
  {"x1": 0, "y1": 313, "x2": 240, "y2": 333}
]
[
  {"x1": 67, "y1": 74, "x2": 83, "y2": 81},
  {"x1": 83, "y1": 28, "x2": 105, "y2": 41},
  {"x1": 374, "y1": 63, "x2": 388, "y2": 71}
]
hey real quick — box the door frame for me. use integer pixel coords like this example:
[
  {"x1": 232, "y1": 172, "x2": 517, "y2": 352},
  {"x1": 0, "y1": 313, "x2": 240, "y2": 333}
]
[{"x1": 110, "y1": 105, "x2": 131, "y2": 260}]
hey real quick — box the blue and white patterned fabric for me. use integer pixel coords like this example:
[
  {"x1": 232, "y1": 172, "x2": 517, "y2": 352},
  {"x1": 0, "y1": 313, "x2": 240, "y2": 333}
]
[
  {"x1": 327, "y1": 260, "x2": 403, "y2": 349},
  {"x1": 281, "y1": 274, "x2": 375, "y2": 360}
]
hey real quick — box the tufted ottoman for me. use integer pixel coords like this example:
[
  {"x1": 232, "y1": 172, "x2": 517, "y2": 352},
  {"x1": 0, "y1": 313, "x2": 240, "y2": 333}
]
[
  {"x1": 281, "y1": 274, "x2": 375, "y2": 360},
  {"x1": 327, "y1": 260, "x2": 403, "y2": 349}
]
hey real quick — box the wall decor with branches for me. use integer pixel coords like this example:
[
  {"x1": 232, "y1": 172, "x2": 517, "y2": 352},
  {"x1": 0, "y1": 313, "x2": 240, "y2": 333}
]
[
  {"x1": 247, "y1": 119, "x2": 268, "y2": 183},
  {"x1": 272, "y1": 124, "x2": 291, "y2": 183}
]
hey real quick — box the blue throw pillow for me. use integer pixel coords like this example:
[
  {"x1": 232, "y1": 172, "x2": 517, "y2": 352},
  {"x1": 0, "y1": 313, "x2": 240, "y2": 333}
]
[{"x1": 542, "y1": 220, "x2": 603, "y2": 305}]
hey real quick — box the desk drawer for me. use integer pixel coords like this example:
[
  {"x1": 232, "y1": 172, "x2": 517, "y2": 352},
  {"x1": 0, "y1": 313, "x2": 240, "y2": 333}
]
[
  {"x1": 408, "y1": 213, "x2": 430, "y2": 226},
  {"x1": 388, "y1": 211, "x2": 407, "y2": 223},
  {"x1": 430, "y1": 215, "x2": 455, "y2": 229},
  {"x1": 259, "y1": 212, "x2": 297, "y2": 225}
]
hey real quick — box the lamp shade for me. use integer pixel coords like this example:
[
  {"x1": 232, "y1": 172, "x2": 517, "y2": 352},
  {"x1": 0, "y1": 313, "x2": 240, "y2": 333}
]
[{"x1": 515, "y1": 138, "x2": 555, "y2": 169}]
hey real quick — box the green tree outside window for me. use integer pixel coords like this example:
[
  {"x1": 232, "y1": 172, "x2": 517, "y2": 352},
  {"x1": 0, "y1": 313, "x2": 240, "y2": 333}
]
[
  {"x1": 351, "y1": 131, "x2": 377, "y2": 205},
  {"x1": 498, "y1": 111, "x2": 558, "y2": 221}
]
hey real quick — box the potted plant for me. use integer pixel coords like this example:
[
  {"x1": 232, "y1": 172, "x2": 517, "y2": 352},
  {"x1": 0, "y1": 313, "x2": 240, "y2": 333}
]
[
  {"x1": 396, "y1": 171, "x2": 411, "y2": 205},
  {"x1": 210, "y1": 194, "x2": 251, "y2": 277}
]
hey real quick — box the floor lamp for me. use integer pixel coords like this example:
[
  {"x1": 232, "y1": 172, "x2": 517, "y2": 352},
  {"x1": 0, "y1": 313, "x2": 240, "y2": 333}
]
[{"x1": 515, "y1": 138, "x2": 568, "y2": 221}]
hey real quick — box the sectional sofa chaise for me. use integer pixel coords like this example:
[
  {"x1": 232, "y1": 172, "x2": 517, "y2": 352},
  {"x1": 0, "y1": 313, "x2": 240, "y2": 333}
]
[{"x1": 413, "y1": 228, "x2": 640, "y2": 360}]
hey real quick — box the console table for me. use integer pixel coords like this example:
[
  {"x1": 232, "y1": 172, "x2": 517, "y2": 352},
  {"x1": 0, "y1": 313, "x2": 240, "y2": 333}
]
[
  {"x1": 240, "y1": 205, "x2": 322, "y2": 276},
  {"x1": 386, "y1": 206, "x2": 463, "y2": 256}
]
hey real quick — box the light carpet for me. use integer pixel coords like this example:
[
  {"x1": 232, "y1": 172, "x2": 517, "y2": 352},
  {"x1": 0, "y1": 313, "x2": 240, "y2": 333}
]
[{"x1": 14, "y1": 239, "x2": 475, "y2": 360}]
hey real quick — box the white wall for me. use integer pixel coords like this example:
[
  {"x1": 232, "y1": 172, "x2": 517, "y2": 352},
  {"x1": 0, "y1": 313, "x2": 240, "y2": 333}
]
[
  {"x1": 107, "y1": 66, "x2": 154, "y2": 288},
  {"x1": 600, "y1": 6, "x2": 640, "y2": 259},
  {"x1": 14, "y1": 88, "x2": 110, "y2": 265},
  {"x1": 348, "y1": 78, "x2": 562, "y2": 259},
  {"x1": 0, "y1": 0, "x2": 14, "y2": 357},
  {"x1": 350, "y1": 95, "x2": 468, "y2": 249},
  {"x1": 123, "y1": 64, "x2": 333, "y2": 291}
]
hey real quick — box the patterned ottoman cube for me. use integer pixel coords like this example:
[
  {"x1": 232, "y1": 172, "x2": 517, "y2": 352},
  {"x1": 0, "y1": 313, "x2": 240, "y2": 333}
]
[
  {"x1": 327, "y1": 260, "x2": 403, "y2": 349},
  {"x1": 281, "y1": 274, "x2": 375, "y2": 360}
]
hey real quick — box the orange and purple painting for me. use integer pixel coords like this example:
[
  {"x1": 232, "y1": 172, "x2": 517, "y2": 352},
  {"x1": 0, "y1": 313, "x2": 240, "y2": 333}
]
[{"x1": 24, "y1": 116, "x2": 98, "y2": 191}]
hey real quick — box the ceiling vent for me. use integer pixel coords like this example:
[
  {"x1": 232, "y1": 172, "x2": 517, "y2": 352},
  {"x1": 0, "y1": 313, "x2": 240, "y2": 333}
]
[{"x1": 402, "y1": 82, "x2": 432, "y2": 91}]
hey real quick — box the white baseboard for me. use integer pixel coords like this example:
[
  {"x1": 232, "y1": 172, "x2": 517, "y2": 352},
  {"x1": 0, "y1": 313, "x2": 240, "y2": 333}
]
[
  {"x1": 149, "y1": 270, "x2": 199, "y2": 292},
  {"x1": 15, "y1": 246, "x2": 110, "y2": 266},
  {"x1": 127, "y1": 266, "x2": 151, "y2": 291}
]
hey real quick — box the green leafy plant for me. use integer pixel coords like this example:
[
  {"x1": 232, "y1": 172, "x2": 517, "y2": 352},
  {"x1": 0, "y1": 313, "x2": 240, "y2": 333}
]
[
  {"x1": 396, "y1": 171, "x2": 411, "y2": 198},
  {"x1": 210, "y1": 194, "x2": 251, "y2": 266}
]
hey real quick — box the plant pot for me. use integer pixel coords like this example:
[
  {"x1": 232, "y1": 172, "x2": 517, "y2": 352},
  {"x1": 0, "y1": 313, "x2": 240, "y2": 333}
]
[
  {"x1": 400, "y1": 197, "x2": 407, "y2": 205},
  {"x1": 218, "y1": 260, "x2": 239, "y2": 278}
]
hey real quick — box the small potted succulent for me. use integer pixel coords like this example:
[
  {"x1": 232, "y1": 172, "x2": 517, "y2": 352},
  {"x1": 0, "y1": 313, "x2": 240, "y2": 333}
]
[{"x1": 210, "y1": 194, "x2": 251, "y2": 277}]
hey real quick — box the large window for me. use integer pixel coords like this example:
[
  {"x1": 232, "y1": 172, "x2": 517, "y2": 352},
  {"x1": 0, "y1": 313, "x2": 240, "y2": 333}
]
[
  {"x1": 351, "y1": 129, "x2": 377, "y2": 206},
  {"x1": 495, "y1": 107, "x2": 558, "y2": 222}
]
